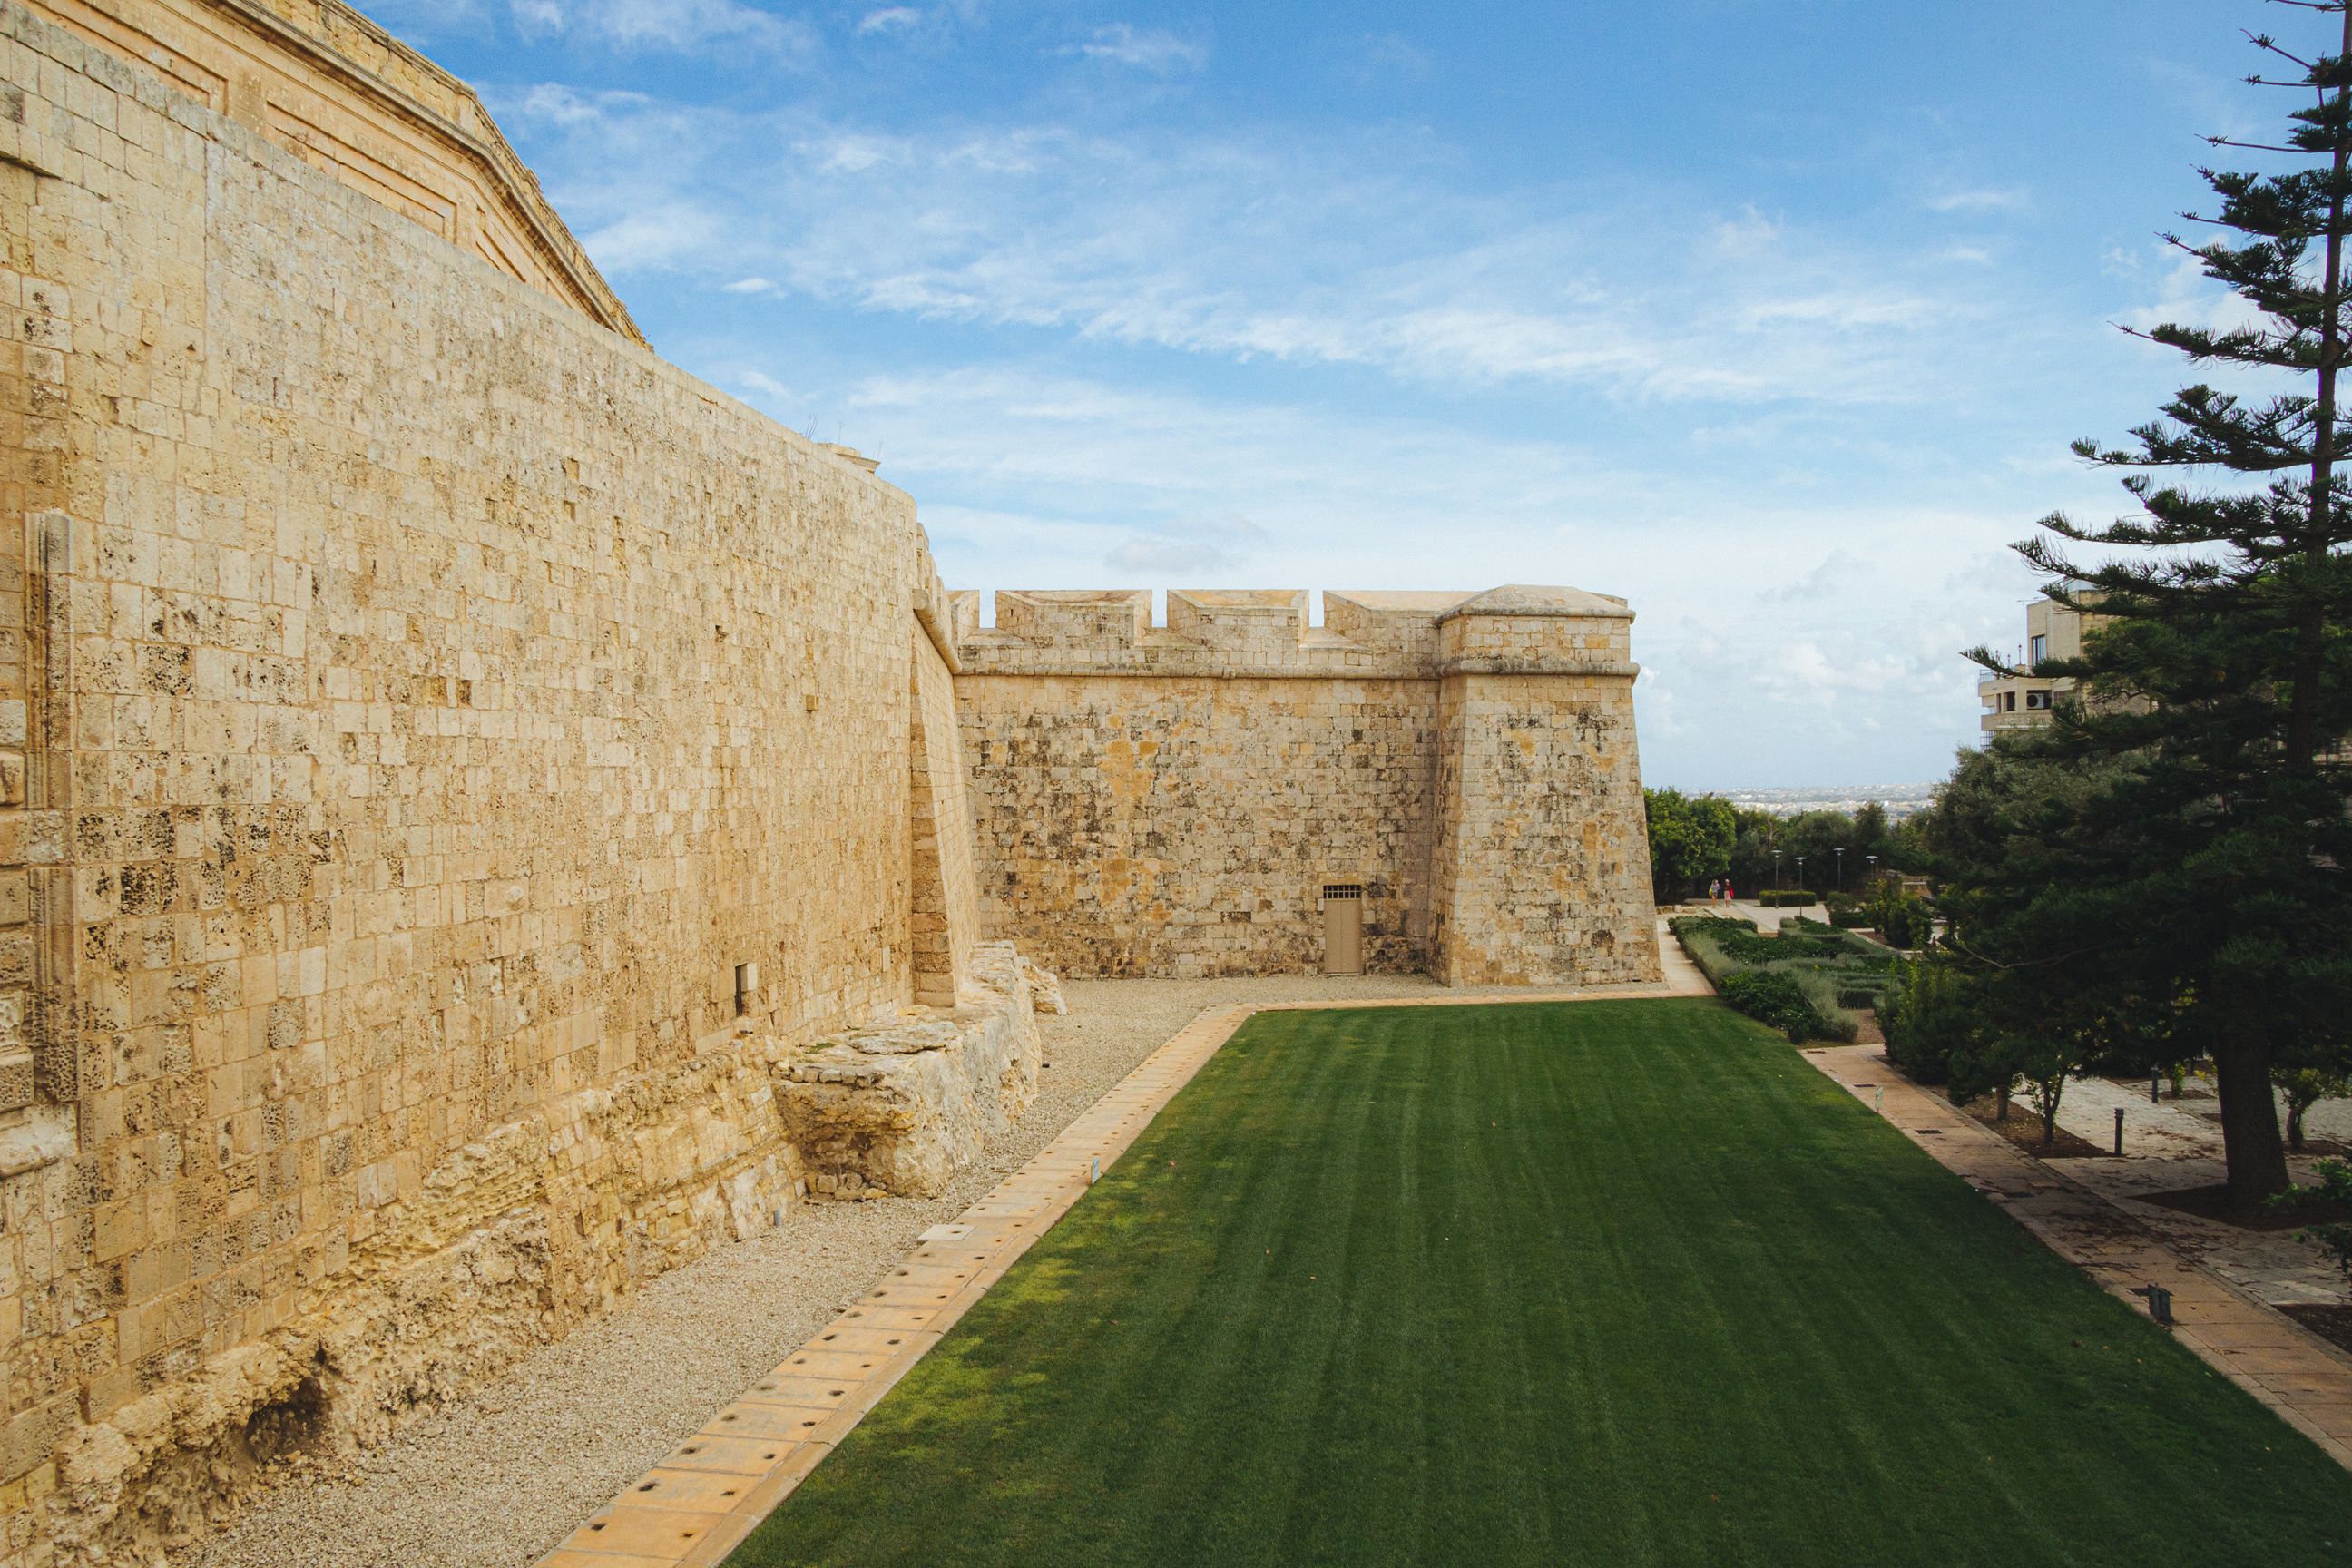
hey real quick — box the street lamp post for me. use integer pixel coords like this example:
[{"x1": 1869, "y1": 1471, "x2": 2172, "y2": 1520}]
[
  {"x1": 1835, "y1": 847, "x2": 1845, "y2": 889},
  {"x1": 1795, "y1": 856, "x2": 1807, "y2": 898},
  {"x1": 1772, "y1": 848, "x2": 1782, "y2": 892}
]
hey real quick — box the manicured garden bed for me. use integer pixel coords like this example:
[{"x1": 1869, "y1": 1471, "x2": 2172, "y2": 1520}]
[
  {"x1": 730, "y1": 999, "x2": 2352, "y2": 1567},
  {"x1": 1669, "y1": 916, "x2": 1896, "y2": 1040}
]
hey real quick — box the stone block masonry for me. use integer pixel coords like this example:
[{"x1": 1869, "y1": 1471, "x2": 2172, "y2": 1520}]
[
  {"x1": 0, "y1": 0, "x2": 1657, "y2": 1561},
  {"x1": 0, "y1": 5, "x2": 1040, "y2": 1561},
  {"x1": 953, "y1": 587, "x2": 1661, "y2": 986}
]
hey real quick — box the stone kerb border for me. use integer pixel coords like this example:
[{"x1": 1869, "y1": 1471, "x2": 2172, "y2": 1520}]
[{"x1": 537, "y1": 982, "x2": 1689, "y2": 1567}]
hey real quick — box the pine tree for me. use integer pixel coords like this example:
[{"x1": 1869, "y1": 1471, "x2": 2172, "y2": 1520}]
[{"x1": 1971, "y1": 1, "x2": 2352, "y2": 1204}]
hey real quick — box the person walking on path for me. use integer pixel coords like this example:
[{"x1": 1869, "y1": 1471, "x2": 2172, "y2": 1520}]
[{"x1": 1707, "y1": 879, "x2": 1720, "y2": 904}]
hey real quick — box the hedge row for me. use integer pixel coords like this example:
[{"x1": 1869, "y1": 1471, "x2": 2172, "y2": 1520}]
[{"x1": 1718, "y1": 970, "x2": 1838, "y2": 1044}]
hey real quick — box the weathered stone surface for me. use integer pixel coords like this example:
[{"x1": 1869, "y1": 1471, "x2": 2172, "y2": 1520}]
[
  {"x1": 953, "y1": 588, "x2": 1660, "y2": 986},
  {"x1": 0, "y1": 5, "x2": 1655, "y2": 1563},
  {"x1": 0, "y1": 5, "x2": 1037, "y2": 1561},
  {"x1": 779, "y1": 942, "x2": 1042, "y2": 1200},
  {"x1": 1019, "y1": 956, "x2": 1068, "y2": 1016}
]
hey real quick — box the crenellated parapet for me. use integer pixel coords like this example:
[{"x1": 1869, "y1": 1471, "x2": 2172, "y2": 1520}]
[
  {"x1": 950, "y1": 583, "x2": 1659, "y2": 989},
  {"x1": 953, "y1": 585, "x2": 1639, "y2": 680}
]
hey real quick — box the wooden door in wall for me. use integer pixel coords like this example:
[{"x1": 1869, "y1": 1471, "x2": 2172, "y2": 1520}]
[{"x1": 1321, "y1": 885, "x2": 1365, "y2": 975}]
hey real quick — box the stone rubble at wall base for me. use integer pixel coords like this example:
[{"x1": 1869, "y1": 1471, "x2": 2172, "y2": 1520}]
[{"x1": 19, "y1": 944, "x2": 1044, "y2": 1565}]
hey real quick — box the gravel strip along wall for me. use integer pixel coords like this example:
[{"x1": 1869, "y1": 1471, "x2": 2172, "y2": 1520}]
[
  {"x1": 190, "y1": 974, "x2": 1509, "y2": 1568},
  {"x1": 1, "y1": 6, "x2": 1029, "y2": 1559}
]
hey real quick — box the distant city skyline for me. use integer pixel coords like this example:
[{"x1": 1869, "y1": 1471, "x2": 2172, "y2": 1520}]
[{"x1": 360, "y1": 0, "x2": 2270, "y2": 789}]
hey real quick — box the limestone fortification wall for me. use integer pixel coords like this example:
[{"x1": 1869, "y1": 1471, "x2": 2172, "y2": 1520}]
[
  {"x1": 0, "y1": 7, "x2": 1044, "y2": 1560},
  {"x1": 953, "y1": 588, "x2": 1661, "y2": 986},
  {"x1": 0, "y1": 1, "x2": 1659, "y2": 1559}
]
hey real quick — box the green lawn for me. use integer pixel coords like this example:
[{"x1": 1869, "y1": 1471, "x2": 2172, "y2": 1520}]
[{"x1": 731, "y1": 999, "x2": 2352, "y2": 1567}]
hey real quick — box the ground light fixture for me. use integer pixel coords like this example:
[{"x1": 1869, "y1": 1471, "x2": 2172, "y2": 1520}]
[{"x1": 2132, "y1": 1283, "x2": 2176, "y2": 1327}]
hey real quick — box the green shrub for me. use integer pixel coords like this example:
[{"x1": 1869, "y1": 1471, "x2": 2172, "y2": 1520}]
[
  {"x1": 1668, "y1": 916, "x2": 1757, "y2": 937},
  {"x1": 1836, "y1": 985, "x2": 1880, "y2": 1009},
  {"x1": 1678, "y1": 933, "x2": 1738, "y2": 988},
  {"x1": 1866, "y1": 882, "x2": 1934, "y2": 949},
  {"x1": 1877, "y1": 956, "x2": 1975, "y2": 1084},
  {"x1": 1756, "y1": 889, "x2": 1818, "y2": 907},
  {"x1": 1829, "y1": 906, "x2": 1872, "y2": 928},
  {"x1": 1719, "y1": 969, "x2": 1838, "y2": 1043},
  {"x1": 2292, "y1": 1160, "x2": 2352, "y2": 1289},
  {"x1": 1792, "y1": 969, "x2": 1862, "y2": 1043}
]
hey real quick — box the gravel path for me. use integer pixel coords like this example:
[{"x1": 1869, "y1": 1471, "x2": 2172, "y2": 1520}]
[{"x1": 192, "y1": 971, "x2": 1526, "y2": 1568}]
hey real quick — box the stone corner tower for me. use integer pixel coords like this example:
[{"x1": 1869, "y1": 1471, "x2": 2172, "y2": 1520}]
[
  {"x1": 949, "y1": 583, "x2": 1660, "y2": 986},
  {"x1": 1427, "y1": 585, "x2": 1661, "y2": 986}
]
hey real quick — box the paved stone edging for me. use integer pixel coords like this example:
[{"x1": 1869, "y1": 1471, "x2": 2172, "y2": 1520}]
[
  {"x1": 536, "y1": 981, "x2": 1696, "y2": 1567},
  {"x1": 1803, "y1": 1044, "x2": 2352, "y2": 1471}
]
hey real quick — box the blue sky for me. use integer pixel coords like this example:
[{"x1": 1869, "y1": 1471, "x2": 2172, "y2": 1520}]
[{"x1": 358, "y1": 0, "x2": 2277, "y2": 789}]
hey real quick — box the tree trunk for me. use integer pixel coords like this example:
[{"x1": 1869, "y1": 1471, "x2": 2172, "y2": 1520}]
[
  {"x1": 2288, "y1": 1101, "x2": 2307, "y2": 1154},
  {"x1": 1996, "y1": 1084, "x2": 2010, "y2": 1123},
  {"x1": 2214, "y1": 1031, "x2": 2292, "y2": 1206}
]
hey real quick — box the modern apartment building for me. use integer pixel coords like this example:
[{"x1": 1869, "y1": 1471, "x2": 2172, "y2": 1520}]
[{"x1": 1980, "y1": 593, "x2": 2100, "y2": 734}]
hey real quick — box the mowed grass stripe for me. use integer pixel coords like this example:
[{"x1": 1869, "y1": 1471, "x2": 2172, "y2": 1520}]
[{"x1": 730, "y1": 999, "x2": 2352, "y2": 1567}]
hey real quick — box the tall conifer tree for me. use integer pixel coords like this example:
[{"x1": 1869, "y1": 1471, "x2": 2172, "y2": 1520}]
[{"x1": 1970, "y1": 0, "x2": 2352, "y2": 1203}]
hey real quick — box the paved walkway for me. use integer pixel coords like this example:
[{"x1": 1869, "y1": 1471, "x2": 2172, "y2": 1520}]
[
  {"x1": 1652, "y1": 916, "x2": 1714, "y2": 996},
  {"x1": 1804, "y1": 1044, "x2": 2352, "y2": 1470},
  {"x1": 2034, "y1": 1074, "x2": 2352, "y2": 1306}
]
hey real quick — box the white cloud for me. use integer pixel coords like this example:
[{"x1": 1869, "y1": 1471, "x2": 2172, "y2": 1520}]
[
  {"x1": 580, "y1": 201, "x2": 726, "y2": 271},
  {"x1": 857, "y1": 5, "x2": 922, "y2": 34},
  {"x1": 1105, "y1": 514, "x2": 1269, "y2": 573},
  {"x1": 812, "y1": 132, "x2": 911, "y2": 173},
  {"x1": 1067, "y1": 24, "x2": 1207, "y2": 73},
  {"x1": 1356, "y1": 33, "x2": 1430, "y2": 81},
  {"x1": 511, "y1": 0, "x2": 817, "y2": 60},
  {"x1": 738, "y1": 369, "x2": 796, "y2": 400},
  {"x1": 1924, "y1": 187, "x2": 2027, "y2": 213},
  {"x1": 722, "y1": 276, "x2": 777, "y2": 293},
  {"x1": 814, "y1": 363, "x2": 2053, "y2": 786},
  {"x1": 507, "y1": 94, "x2": 1995, "y2": 406}
]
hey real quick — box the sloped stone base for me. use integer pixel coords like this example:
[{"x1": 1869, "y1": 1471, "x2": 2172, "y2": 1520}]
[
  {"x1": 16, "y1": 950, "x2": 1045, "y2": 1567},
  {"x1": 779, "y1": 943, "x2": 1046, "y2": 1200}
]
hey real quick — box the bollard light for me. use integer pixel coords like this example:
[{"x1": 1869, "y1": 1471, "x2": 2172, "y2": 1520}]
[
  {"x1": 2148, "y1": 1284, "x2": 2173, "y2": 1325},
  {"x1": 2113, "y1": 1107, "x2": 2125, "y2": 1157},
  {"x1": 2150, "y1": 1069, "x2": 2161, "y2": 1105},
  {"x1": 1091, "y1": 1157, "x2": 1101, "y2": 1185}
]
